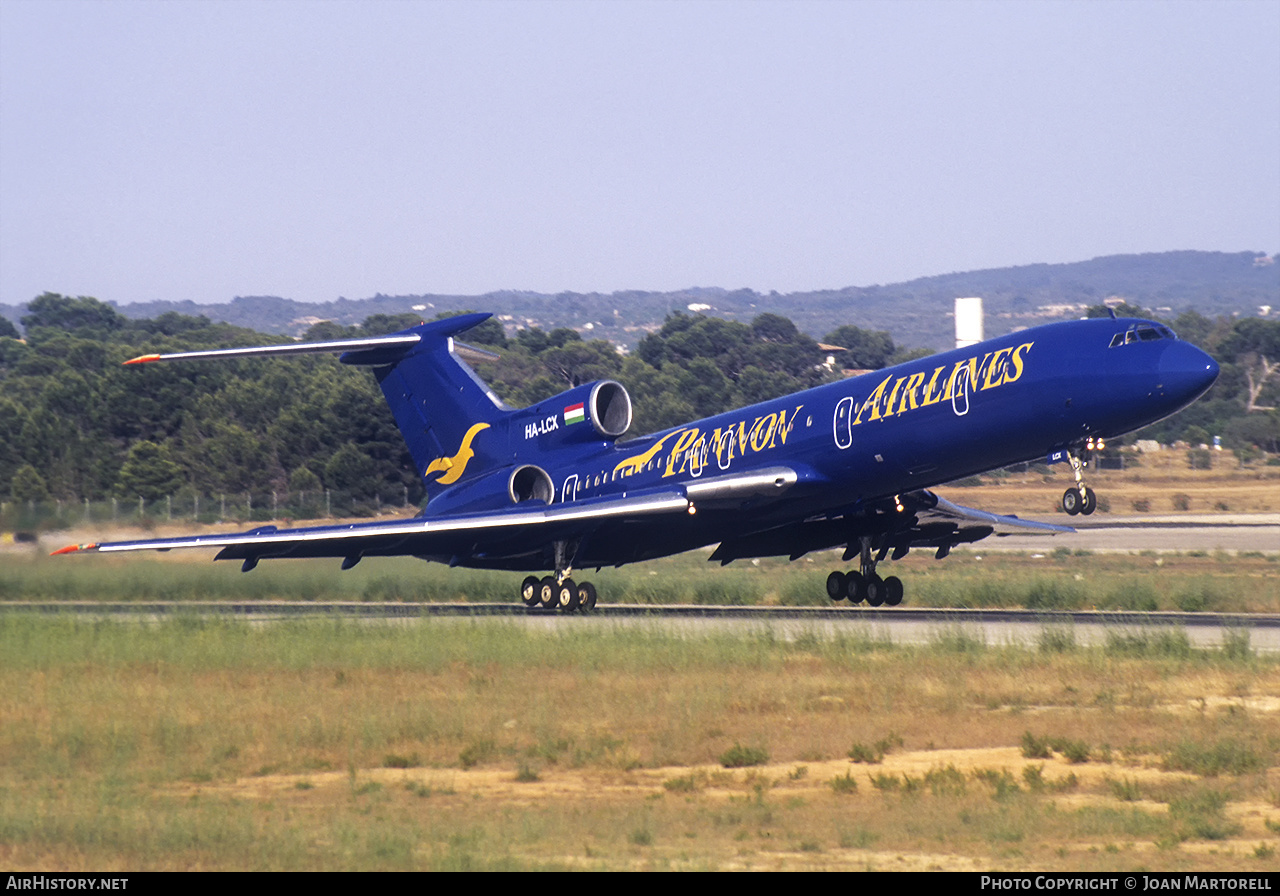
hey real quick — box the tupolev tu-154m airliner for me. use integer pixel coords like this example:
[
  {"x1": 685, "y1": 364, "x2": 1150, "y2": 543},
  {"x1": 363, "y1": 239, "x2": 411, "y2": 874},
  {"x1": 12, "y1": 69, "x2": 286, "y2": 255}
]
[{"x1": 55, "y1": 312, "x2": 1219, "y2": 611}]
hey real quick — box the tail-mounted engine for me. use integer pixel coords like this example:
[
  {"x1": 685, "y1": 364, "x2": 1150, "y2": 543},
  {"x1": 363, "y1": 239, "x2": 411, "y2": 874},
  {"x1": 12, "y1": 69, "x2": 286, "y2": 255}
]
[
  {"x1": 509, "y1": 465, "x2": 554, "y2": 504},
  {"x1": 512, "y1": 380, "x2": 633, "y2": 447}
]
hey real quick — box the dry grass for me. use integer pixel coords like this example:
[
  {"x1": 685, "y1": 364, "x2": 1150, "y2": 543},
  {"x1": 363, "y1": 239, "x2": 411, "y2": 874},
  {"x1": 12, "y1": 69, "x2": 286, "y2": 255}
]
[{"x1": 1, "y1": 616, "x2": 1277, "y2": 870}]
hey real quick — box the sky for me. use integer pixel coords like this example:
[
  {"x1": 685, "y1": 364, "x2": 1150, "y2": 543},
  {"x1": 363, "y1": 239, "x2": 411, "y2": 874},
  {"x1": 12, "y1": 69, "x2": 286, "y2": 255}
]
[{"x1": 1, "y1": 0, "x2": 1277, "y2": 307}]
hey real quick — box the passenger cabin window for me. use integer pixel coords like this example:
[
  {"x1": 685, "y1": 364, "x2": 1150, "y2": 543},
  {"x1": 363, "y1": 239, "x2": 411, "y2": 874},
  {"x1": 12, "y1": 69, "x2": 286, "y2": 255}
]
[{"x1": 1109, "y1": 324, "x2": 1177, "y2": 347}]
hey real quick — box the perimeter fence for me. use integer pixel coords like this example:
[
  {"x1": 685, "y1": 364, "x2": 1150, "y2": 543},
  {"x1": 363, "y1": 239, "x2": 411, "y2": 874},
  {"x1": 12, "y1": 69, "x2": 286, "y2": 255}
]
[{"x1": 1, "y1": 490, "x2": 416, "y2": 532}]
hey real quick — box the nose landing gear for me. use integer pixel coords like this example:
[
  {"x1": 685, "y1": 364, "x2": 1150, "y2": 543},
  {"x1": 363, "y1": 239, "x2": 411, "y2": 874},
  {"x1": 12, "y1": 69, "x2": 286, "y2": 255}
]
[{"x1": 1061, "y1": 445, "x2": 1098, "y2": 516}]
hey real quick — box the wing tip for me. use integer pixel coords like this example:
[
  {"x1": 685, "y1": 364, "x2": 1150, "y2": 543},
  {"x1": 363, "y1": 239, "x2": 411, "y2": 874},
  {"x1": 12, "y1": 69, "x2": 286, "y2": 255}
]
[
  {"x1": 50, "y1": 543, "x2": 97, "y2": 555},
  {"x1": 123, "y1": 354, "x2": 162, "y2": 366}
]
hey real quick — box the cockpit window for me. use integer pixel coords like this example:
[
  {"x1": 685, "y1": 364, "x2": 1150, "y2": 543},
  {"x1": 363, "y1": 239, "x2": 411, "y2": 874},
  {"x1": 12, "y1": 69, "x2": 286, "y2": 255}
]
[{"x1": 1109, "y1": 324, "x2": 1177, "y2": 347}]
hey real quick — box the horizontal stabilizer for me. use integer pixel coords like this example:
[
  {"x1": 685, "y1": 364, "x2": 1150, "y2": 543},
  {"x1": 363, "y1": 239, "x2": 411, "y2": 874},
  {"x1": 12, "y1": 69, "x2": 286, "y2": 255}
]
[
  {"x1": 124, "y1": 333, "x2": 422, "y2": 366},
  {"x1": 924, "y1": 494, "x2": 1075, "y2": 536},
  {"x1": 121, "y1": 313, "x2": 494, "y2": 367}
]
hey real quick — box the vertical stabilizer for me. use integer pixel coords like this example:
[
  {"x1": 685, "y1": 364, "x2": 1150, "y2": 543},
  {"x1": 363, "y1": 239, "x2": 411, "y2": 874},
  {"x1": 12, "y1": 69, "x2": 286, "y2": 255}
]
[{"x1": 341, "y1": 313, "x2": 510, "y2": 498}]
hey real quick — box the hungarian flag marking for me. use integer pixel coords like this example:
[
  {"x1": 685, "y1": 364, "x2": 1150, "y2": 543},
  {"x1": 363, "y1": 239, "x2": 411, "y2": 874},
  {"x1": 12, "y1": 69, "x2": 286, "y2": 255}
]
[{"x1": 564, "y1": 402, "x2": 586, "y2": 425}]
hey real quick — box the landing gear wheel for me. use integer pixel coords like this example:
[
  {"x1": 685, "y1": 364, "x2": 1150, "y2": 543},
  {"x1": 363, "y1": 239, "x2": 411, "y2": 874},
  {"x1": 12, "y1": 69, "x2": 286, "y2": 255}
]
[
  {"x1": 557, "y1": 578, "x2": 579, "y2": 612},
  {"x1": 520, "y1": 575, "x2": 541, "y2": 608},
  {"x1": 826, "y1": 571, "x2": 847, "y2": 601},
  {"x1": 1062, "y1": 488, "x2": 1082, "y2": 516},
  {"x1": 1062, "y1": 448, "x2": 1097, "y2": 517},
  {"x1": 577, "y1": 581, "x2": 597, "y2": 612},
  {"x1": 845, "y1": 571, "x2": 866, "y2": 604},
  {"x1": 1081, "y1": 487, "x2": 1097, "y2": 515},
  {"x1": 883, "y1": 576, "x2": 904, "y2": 607},
  {"x1": 538, "y1": 576, "x2": 558, "y2": 609},
  {"x1": 864, "y1": 574, "x2": 886, "y2": 607}
]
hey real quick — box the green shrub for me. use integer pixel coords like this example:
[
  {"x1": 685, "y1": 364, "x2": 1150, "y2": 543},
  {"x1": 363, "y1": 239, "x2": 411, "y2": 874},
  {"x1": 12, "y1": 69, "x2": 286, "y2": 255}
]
[
  {"x1": 972, "y1": 768, "x2": 1021, "y2": 800},
  {"x1": 829, "y1": 771, "x2": 859, "y2": 794},
  {"x1": 848, "y1": 742, "x2": 883, "y2": 764},
  {"x1": 1169, "y1": 788, "x2": 1240, "y2": 841},
  {"x1": 924, "y1": 764, "x2": 967, "y2": 797},
  {"x1": 384, "y1": 753, "x2": 420, "y2": 769},
  {"x1": 1108, "y1": 776, "x2": 1142, "y2": 801},
  {"x1": 1220, "y1": 629, "x2": 1253, "y2": 661},
  {"x1": 1021, "y1": 731, "x2": 1053, "y2": 760},
  {"x1": 1037, "y1": 627, "x2": 1076, "y2": 654},
  {"x1": 663, "y1": 773, "x2": 706, "y2": 793},
  {"x1": 459, "y1": 739, "x2": 497, "y2": 769},
  {"x1": 1163, "y1": 740, "x2": 1267, "y2": 776},
  {"x1": 719, "y1": 743, "x2": 769, "y2": 768},
  {"x1": 1054, "y1": 738, "x2": 1091, "y2": 764}
]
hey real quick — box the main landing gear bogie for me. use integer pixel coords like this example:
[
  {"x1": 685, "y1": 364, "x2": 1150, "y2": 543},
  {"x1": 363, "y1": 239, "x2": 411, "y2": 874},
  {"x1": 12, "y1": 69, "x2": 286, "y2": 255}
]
[
  {"x1": 521, "y1": 574, "x2": 597, "y2": 613},
  {"x1": 826, "y1": 535, "x2": 906, "y2": 609},
  {"x1": 826, "y1": 569, "x2": 904, "y2": 608}
]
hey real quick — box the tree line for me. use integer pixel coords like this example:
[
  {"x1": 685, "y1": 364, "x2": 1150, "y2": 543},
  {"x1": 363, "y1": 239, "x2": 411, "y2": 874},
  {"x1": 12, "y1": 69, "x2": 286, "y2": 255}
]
[{"x1": 2, "y1": 293, "x2": 1276, "y2": 517}]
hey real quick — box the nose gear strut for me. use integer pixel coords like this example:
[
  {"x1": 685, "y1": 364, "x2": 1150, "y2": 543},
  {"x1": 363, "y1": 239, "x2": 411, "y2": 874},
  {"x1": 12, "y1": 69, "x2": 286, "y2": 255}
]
[{"x1": 1061, "y1": 445, "x2": 1098, "y2": 516}]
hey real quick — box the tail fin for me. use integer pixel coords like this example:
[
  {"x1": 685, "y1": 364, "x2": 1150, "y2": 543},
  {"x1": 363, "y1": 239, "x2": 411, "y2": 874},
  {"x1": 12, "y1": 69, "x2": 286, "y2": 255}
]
[
  {"x1": 345, "y1": 313, "x2": 510, "y2": 496},
  {"x1": 124, "y1": 312, "x2": 511, "y2": 501}
]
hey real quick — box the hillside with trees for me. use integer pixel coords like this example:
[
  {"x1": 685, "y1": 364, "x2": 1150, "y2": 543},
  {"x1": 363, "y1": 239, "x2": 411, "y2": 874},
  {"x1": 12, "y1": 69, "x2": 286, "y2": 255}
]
[{"x1": 4, "y1": 251, "x2": 1275, "y2": 353}]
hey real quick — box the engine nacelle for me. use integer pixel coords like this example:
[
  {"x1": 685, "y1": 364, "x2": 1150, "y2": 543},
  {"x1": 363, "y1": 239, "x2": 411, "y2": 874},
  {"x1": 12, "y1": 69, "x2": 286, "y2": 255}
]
[
  {"x1": 512, "y1": 380, "x2": 633, "y2": 446},
  {"x1": 508, "y1": 464, "x2": 554, "y2": 504}
]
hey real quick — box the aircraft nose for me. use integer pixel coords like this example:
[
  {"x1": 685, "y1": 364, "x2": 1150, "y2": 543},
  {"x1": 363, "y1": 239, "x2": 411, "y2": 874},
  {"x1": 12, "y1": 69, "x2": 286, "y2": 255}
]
[{"x1": 1159, "y1": 340, "x2": 1218, "y2": 405}]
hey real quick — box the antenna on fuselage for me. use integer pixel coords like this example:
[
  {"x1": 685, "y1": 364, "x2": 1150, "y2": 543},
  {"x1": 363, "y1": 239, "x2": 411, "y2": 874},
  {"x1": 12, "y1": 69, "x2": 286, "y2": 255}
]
[{"x1": 955, "y1": 297, "x2": 984, "y2": 349}]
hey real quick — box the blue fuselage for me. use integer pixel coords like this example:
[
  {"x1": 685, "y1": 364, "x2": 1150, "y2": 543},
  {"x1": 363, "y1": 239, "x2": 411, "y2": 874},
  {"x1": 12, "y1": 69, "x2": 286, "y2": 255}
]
[{"x1": 435, "y1": 317, "x2": 1216, "y2": 568}]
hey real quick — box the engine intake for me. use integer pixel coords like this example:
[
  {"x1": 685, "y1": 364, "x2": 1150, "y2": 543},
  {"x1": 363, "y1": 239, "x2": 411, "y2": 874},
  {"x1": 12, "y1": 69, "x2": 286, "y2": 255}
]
[
  {"x1": 589, "y1": 381, "x2": 632, "y2": 438},
  {"x1": 509, "y1": 465, "x2": 554, "y2": 504}
]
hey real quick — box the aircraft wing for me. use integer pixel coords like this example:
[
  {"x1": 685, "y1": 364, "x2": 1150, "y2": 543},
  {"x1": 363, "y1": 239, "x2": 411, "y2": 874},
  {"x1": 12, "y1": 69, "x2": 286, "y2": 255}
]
[
  {"x1": 54, "y1": 464, "x2": 806, "y2": 569},
  {"x1": 709, "y1": 488, "x2": 1072, "y2": 564},
  {"x1": 53, "y1": 490, "x2": 693, "y2": 569}
]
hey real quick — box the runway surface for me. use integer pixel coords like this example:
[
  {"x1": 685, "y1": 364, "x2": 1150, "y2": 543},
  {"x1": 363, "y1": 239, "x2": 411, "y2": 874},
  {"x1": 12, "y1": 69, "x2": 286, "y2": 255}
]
[{"x1": 6, "y1": 602, "x2": 1279, "y2": 653}]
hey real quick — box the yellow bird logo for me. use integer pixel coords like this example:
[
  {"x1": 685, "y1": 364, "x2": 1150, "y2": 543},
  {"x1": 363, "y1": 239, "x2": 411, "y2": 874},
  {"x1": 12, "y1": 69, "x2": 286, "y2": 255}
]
[{"x1": 425, "y1": 423, "x2": 490, "y2": 485}]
